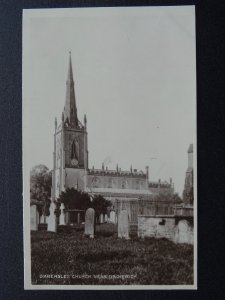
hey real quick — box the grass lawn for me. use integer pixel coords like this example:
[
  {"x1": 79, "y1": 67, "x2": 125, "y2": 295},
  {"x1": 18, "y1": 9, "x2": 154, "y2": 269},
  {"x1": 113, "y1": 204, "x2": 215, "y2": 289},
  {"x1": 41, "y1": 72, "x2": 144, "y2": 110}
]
[{"x1": 31, "y1": 223, "x2": 193, "y2": 285}]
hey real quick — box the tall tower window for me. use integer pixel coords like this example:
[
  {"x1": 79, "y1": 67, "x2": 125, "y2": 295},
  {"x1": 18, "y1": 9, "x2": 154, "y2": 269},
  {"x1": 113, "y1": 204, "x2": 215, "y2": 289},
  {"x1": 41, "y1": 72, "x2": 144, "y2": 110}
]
[{"x1": 71, "y1": 139, "x2": 79, "y2": 166}]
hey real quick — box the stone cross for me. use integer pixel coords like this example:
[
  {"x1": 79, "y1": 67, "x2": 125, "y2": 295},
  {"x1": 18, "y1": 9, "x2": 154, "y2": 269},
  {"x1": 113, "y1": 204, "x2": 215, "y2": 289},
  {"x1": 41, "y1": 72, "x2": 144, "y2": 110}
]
[
  {"x1": 84, "y1": 208, "x2": 95, "y2": 238},
  {"x1": 118, "y1": 210, "x2": 130, "y2": 239},
  {"x1": 30, "y1": 204, "x2": 39, "y2": 231}
]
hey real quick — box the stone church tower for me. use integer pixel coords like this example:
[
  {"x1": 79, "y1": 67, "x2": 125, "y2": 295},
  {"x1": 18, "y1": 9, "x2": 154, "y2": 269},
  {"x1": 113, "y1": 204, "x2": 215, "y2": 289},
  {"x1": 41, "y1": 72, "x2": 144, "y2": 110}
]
[
  {"x1": 183, "y1": 144, "x2": 194, "y2": 205},
  {"x1": 51, "y1": 53, "x2": 88, "y2": 202}
]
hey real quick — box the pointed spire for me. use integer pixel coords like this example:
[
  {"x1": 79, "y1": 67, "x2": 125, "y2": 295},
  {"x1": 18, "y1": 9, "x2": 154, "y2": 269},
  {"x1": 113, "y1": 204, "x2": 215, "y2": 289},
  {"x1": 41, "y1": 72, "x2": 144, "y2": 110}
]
[
  {"x1": 55, "y1": 117, "x2": 57, "y2": 131},
  {"x1": 145, "y1": 166, "x2": 149, "y2": 180},
  {"x1": 84, "y1": 114, "x2": 87, "y2": 128},
  {"x1": 64, "y1": 52, "x2": 78, "y2": 128},
  {"x1": 67, "y1": 51, "x2": 74, "y2": 82}
]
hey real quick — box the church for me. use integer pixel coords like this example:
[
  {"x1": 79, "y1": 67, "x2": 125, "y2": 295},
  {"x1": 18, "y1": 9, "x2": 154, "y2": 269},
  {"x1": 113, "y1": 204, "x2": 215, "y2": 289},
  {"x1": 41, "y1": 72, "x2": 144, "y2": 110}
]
[{"x1": 51, "y1": 53, "x2": 174, "y2": 218}]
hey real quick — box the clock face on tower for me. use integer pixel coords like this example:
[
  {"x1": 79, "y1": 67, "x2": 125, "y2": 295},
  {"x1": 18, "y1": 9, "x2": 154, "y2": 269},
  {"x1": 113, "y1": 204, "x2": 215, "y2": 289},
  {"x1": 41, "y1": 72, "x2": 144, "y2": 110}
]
[{"x1": 71, "y1": 158, "x2": 78, "y2": 166}]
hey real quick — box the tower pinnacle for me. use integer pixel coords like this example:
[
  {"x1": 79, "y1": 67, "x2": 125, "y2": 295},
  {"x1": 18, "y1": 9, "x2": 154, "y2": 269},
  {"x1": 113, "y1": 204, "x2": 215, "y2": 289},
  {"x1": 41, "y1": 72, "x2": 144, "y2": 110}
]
[{"x1": 63, "y1": 52, "x2": 78, "y2": 127}]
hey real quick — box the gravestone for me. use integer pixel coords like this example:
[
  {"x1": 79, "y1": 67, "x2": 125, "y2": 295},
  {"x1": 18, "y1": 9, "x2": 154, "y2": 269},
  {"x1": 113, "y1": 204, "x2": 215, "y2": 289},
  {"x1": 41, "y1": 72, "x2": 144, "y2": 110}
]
[
  {"x1": 110, "y1": 210, "x2": 116, "y2": 223},
  {"x1": 40, "y1": 215, "x2": 45, "y2": 224},
  {"x1": 118, "y1": 210, "x2": 130, "y2": 239},
  {"x1": 105, "y1": 214, "x2": 108, "y2": 222},
  {"x1": 100, "y1": 213, "x2": 104, "y2": 224},
  {"x1": 59, "y1": 203, "x2": 66, "y2": 225},
  {"x1": 77, "y1": 212, "x2": 80, "y2": 224},
  {"x1": 84, "y1": 208, "x2": 95, "y2": 238},
  {"x1": 47, "y1": 203, "x2": 57, "y2": 232},
  {"x1": 65, "y1": 211, "x2": 70, "y2": 225},
  {"x1": 30, "y1": 204, "x2": 39, "y2": 231},
  {"x1": 175, "y1": 220, "x2": 193, "y2": 244}
]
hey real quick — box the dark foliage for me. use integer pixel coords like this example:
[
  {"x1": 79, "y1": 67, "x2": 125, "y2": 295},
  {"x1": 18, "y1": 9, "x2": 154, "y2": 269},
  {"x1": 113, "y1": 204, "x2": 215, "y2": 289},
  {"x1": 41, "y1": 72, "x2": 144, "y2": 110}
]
[
  {"x1": 58, "y1": 188, "x2": 111, "y2": 219},
  {"x1": 30, "y1": 165, "x2": 52, "y2": 216},
  {"x1": 90, "y1": 195, "x2": 111, "y2": 219},
  {"x1": 58, "y1": 188, "x2": 90, "y2": 210}
]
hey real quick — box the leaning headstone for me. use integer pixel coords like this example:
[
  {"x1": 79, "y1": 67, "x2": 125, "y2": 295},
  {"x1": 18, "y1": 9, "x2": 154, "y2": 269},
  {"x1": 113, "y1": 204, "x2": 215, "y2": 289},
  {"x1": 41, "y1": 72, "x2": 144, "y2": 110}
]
[
  {"x1": 110, "y1": 210, "x2": 116, "y2": 223},
  {"x1": 77, "y1": 212, "x2": 80, "y2": 224},
  {"x1": 30, "y1": 204, "x2": 39, "y2": 231},
  {"x1": 59, "y1": 203, "x2": 66, "y2": 225},
  {"x1": 47, "y1": 203, "x2": 57, "y2": 232},
  {"x1": 40, "y1": 215, "x2": 45, "y2": 224},
  {"x1": 84, "y1": 208, "x2": 95, "y2": 238},
  {"x1": 118, "y1": 210, "x2": 130, "y2": 239}
]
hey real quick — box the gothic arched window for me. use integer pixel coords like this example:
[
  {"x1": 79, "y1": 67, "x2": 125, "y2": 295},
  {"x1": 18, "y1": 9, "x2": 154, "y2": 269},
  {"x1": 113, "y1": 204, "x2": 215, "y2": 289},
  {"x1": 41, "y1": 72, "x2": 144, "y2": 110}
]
[
  {"x1": 92, "y1": 177, "x2": 100, "y2": 188},
  {"x1": 122, "y1": 180, "x2": 126, "y2": 189},
  {"x1": 136, "y1": 180, "x2": 139, "y2": 189},
  {"x1": 70, "y1": 138, "x2": 79, "y2": 166},
  {"x1": 71, "y1": 139, "x2": 78, "y2": 160}
]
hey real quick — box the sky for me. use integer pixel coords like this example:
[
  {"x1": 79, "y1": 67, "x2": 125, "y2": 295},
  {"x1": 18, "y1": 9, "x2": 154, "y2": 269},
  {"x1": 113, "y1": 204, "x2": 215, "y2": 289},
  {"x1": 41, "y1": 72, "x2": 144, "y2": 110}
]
[{"x1": 23, "y1": 6, "x2": 196, "y2": 196}]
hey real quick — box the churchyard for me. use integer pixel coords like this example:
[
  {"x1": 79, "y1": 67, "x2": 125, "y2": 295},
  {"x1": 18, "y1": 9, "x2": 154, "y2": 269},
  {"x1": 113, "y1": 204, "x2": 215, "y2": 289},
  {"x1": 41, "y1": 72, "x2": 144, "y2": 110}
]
[
  {"x1": 30, "y1": 169, "x2": 194, "y2": 286},
  {"x1": 31, "y1": 223, "x2": 193, "y2": 285}
]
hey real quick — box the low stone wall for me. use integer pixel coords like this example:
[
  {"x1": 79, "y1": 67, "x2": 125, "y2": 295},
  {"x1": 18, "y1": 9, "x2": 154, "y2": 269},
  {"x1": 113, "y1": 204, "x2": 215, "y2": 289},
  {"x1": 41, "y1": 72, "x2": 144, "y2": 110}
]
[{"x1": 138, "y1": 215, "x2": 193, "y2": 244}]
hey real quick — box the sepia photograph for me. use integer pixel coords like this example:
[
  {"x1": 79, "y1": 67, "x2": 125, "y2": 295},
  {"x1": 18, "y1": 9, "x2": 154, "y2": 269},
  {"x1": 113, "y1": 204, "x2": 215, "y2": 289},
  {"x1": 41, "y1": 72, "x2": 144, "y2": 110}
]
[{"x1": 23, "y1": 6, "x2": 197, "y2": 289}]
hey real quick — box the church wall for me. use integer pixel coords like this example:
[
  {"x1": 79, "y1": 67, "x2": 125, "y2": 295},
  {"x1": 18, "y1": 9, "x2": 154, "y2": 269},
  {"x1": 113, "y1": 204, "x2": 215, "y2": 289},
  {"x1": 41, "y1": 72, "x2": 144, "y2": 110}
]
[
  {"x1": 65, "y1": 168, "x2": 86, "y2": 191},
  {"x1": 87, "y1": 174, "x2": 148, "y2": 190},
  {"x1": 138, "y1": 216, "x2": 193, "y2": 244},
  {"x1": 138, "y1": 216, "x2": 176, "y2": 241},
  {"x1": 149, "y1": 186, "x2": 173, "y2": 195}
]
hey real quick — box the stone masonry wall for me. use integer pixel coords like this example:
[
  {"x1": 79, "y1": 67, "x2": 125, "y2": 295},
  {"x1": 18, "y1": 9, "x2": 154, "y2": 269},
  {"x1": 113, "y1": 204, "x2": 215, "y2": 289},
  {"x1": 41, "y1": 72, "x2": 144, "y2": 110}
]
[{"x1": 138, "y1": 216, "x2": 193, "y2": 245}]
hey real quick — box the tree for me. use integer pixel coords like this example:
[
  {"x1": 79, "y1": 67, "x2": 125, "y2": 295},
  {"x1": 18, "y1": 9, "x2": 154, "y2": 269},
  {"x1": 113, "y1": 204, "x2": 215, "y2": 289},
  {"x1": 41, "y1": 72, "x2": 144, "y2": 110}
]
[
  {"x1": 30, "y1": 165, "x2": 52, "y2": 217},
  {"x1": 58, "y1": 188, "x2": 91, "y2": 210},
  {"x1": 90, "y1": 195, "x2": 111, "y2": 220},
  {"x1": 58, "y1": 189, "x2": 111, "y2": 221}
]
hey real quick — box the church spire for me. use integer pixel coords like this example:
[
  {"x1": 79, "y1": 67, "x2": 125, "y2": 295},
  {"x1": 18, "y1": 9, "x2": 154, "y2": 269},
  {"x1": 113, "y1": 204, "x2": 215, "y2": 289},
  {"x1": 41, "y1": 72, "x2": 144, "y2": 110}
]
[
  {"x1": 67, "y1": 51, "x2": 74, "y2": 82},
  {"x1": 64, "y1": 52, "x2": 78, "y2": 127}
]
